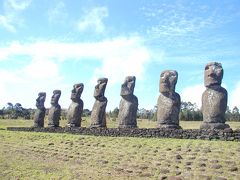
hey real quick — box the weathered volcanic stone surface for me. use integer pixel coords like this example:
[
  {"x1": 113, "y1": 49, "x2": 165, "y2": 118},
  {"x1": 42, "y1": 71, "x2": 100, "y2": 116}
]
[
  {"x1": 200, "y1": 62, "x2": 230, "y2": 130},
  {"x1": 90, "y1": 78, "x2": 108, "y2": 128},
  {"x1": 33, "y1": 92, "x2": 46, "y2": 127},
  {"x1": 48, "y1": 90, "x2": 61, "y2": 127},
  {"x1": 157, "y1": 70, "x2": 182, "y2": 129},
  {"x1": 118, "y1": 76, "x2": 138, "y2": 128},
  {"x1": 6, "y1": 127, "x2": 240, "y2": 141},
  {"x1": 67, "y1": 83, "x2": 84, "y2": 127}
]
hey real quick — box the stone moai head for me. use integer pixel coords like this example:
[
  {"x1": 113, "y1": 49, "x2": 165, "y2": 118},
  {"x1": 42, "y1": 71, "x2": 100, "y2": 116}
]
[
  {"x1": 51, "y1": 90, "x2": 61, "y2": 105},
  {"x1": 71, "y1": 83, "x2": 84, "y2": 102},
  {"x1": 94, "y1": 78, "x2": 108, "y2": 100},
  {"x1": 36, "y1": 92, "x2": 46, "y2": 109},
  {"x1": 204, "y1": 62, "x2": 223, "y2": 88},
  {"x1": 160, "y1": 70, "x2": 178, "y2": 94},
  {"x1": 120, "y1": 76, "x2": 136, "y2": 97}
]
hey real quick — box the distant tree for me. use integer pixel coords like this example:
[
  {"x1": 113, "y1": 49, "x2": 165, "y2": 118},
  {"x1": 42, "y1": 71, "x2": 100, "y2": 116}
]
[
  {"x1": 111, "y1": 107, "x2": 119, "y2": 118},
  {"x1": 180, "y1": 101, "x2": 202, "y2": 121},
  {"x1": 151, "y1": 105, "x2": 157, "y2": 121},
  {"x1": 138, "y1": 108, "x2": 155, "y2": 120},
  {"x1": 82, "y1": 109, "x2": 91, "y2": 117},
  {"x1": 61, "y1": 109, "x2": 68, "y2": 120},
  {"x1": 1, "y1": 102, "x2": 31, "y2": 119},
  {"x1": 232, "y1": 106, "x2": 240, "y2": 121},
  {"x1": 0, "y1": 108, "x2": 4, "y2": 119},
  {"x1": 225, "y1": 106, "x2": 231, "y2": 121},
  {"x1": 5, "y1": 102, "x2": 14, "y2": 119}
]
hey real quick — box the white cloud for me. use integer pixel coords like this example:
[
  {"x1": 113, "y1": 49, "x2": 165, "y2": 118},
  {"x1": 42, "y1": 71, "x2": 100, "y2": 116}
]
[
  {"x1": 23, "y1": 57, "x2": 59, "y2": 79},
  {"x1": 142, "y1": 1, "x2": 238, "y2": 40},
  {"x1": 47, "y1": 1, "x2": 67, "y2": 23},
  {"x1": 78, "y1": 6, "x2": 108, "y2": 33},
  {"x1": 229, "y1": 81, "x2": 240, "y2": 109},
  {"x1": 0, "y1": 15, "x2": 16, "y2": 32},
  {"x1": 0, "y1": 36, "x2": 152, "y2": 109},
  {"x1": 7, "y1": 0, "x2": 32, "y2": 11},
  {"x1": 180, "y1": 84, "x2": 205, "y2": 109},
  {"x1": 0, "y1": 36, "x2": 151, "y2": 84},
  {"x1": 0, "y1": 0, "x2": 31, "y2": 32}
]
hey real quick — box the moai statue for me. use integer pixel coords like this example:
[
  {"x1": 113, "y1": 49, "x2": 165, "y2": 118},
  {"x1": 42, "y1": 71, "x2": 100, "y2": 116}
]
[
  {"x1": 118, "y1": 76, "x2": 138, "y2": 128},
  {"x1": 33, "y1": 92, "x2": 46, "y2": 127},
  {"x1": 200, "y1": 62, "x2": 230, "y2": 130},
  {"x1": 67, "y1": 83, "x2": 84, "y2": 127},
  {"x1": 157, "y1": 70, "x2": 182, "y2": 129},
  {"x1": 90, "y1": 78, "x2": 108, "y2": 128},
  {"x1": 48, "y1": 90, "x2": 61, "y2": 127}
]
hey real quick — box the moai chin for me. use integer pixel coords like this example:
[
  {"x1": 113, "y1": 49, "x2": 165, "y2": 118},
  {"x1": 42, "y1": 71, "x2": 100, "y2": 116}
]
[
  {"x1": 200, "y1": 62, "x2": 230, "y2": 130},
  {"x1": 67, "y1": 83, "x2": 84, "y2": 127},
  {"x1": 48, "y1": 90, "x2": 61, "y2": 127},
  {"x1": 118, "y1": 76, "x2": 138, "y2": 128},
  {"x1": 157, "y1": 70, "x2": 182, "y2": 129},
  {"x1": 33, "y1": 92, "x2": 46, "y2": 127},
  {"x1": 90, "y1": 78, "x2": 108, "y2": 128}
]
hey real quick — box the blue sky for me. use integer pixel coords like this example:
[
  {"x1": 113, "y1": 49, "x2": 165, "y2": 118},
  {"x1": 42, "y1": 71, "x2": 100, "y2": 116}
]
[{"x1": 0, "y1": 0, "x2": 240, "y2": 111}]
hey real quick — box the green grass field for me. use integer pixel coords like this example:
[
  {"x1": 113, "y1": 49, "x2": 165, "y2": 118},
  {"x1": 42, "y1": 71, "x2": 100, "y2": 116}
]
[{"x1": 0, "y1": 119, "x2": 240, "y2": 179}]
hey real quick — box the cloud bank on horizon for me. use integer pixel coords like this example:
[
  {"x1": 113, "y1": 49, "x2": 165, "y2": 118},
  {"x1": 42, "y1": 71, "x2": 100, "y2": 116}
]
[{"x1": 0, "y1": 0, "x2": 240, "y2": 111}]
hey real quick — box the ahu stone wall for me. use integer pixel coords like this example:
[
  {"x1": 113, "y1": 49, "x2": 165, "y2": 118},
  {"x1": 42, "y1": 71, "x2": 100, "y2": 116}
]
[{"x1": 6, "y1": 127, "x2": 240, "y2": 141}]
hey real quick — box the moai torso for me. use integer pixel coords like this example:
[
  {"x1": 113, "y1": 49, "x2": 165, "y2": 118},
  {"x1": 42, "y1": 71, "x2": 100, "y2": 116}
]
[
  {"x1": 33, "y1": 92, "x2": 46, "y2": 127},
  {"x1": 48, "y1": 90, "x2": 61, "y2": 127},
  {"x1": 118, "y1": 76, "x2": 138, "y2": 128},
  {"x1": 157, "y1": 93, "x2": 181, "y2": 125},
  {"x1": 67, "y1": 84, "x2": 84, "y2": 127},
  {"x1": 202, "y1": 86, "x2": 227, "y2": 123},
  {"x1": 200, "y1": 62, "x2": 230, "y2": 130},
  {"x1": 157, "y1": 70, "x2": 182, "y2": 129},
  {"x1": 90, "y1": 78, "x2": 108, "y2": 128}
]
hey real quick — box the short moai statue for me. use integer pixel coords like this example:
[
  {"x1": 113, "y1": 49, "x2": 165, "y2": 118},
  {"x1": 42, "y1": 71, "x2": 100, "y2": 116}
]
[
  {"x1": 67, "y1": 83, "x2": 84, "y2": 127},
  {"x1": 90, "y1": 78, "x2": 108, "y2": 128},
  {"x1": 118, "y1": 76, "x2": 138, "y2": 128},
  {"x1": 33, "y1": 92, "x2": 46, "y2": 127},
  {"x1": 48, "y1": 90, "x2": 61, "y2": 127},
  {"x1": 200, "y1": 62, "x2": 230, "y2": 130},
  {"x1": 157, "y1": 70, "x2": 182, "y2": 129}
]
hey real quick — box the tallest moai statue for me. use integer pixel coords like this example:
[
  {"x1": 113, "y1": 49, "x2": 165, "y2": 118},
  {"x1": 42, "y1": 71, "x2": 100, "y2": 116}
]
[{"x1": 200, "y1": 62, "x2": 230, "y2": 130}]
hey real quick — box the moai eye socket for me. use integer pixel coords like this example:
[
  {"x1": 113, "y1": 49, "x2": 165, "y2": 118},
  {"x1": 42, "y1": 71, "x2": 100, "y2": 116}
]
[
  {"x1": 160, "y1": 73, "x2": 165, "y2": 78},
  {"x1": 205, "y1": 65, "x2": 210, "y2": 70}
]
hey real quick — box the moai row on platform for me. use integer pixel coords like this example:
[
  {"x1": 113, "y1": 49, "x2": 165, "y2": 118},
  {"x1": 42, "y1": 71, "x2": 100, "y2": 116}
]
[{"x1": 33, "y1": 61, "x2": 230, "y2": 130}]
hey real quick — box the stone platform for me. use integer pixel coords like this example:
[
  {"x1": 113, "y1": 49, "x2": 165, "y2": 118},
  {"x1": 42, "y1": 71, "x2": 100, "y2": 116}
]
[{"x1": 6, "y1": 127, "x2": 240, "y2": 141}]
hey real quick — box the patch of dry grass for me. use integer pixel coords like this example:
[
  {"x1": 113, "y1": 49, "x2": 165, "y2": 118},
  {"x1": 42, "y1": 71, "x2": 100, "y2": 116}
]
[
  {"x1": 0, "y1": 129, "x2": 240, "y2": 179},
  {"x1": 1, "y1": 119, "x2": 240, "y2": 179}
]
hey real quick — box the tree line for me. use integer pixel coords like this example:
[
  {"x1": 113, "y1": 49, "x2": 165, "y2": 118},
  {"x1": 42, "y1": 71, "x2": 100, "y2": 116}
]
[
  {"x1": 108, "y1": 102, "x2": 240, "y2": 122},
  {"x1": 1, "y1": 101, "x2": 240, "y2": 122}
]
